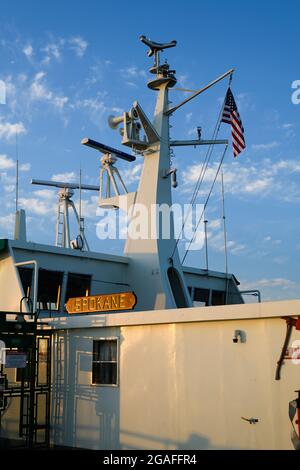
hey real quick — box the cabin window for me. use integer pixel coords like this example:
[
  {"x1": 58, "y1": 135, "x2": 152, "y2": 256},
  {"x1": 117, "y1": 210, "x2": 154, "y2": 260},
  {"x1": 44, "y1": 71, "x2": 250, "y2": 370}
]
[
  {"x1": 65, "y1": 273, "x2": 91, "y2": 304},
  {"x1": 211, "y1": 290, "x2": 225, "y2": 306},
  {"x1": 38, "y1": 269, "x2": 63, "y2": 311},
  {"x1": 188, "y1": 287, "x2": 210, "y2": 306},
  {"x1": 194, "y1": 288, "x2": 210, "y2": 306},
  {"x1": 18, "y1": 267, "x2": 33, "y2": 298},
  {"x1": 92, "y1": 339, "x2": 118, "y2": 386}
]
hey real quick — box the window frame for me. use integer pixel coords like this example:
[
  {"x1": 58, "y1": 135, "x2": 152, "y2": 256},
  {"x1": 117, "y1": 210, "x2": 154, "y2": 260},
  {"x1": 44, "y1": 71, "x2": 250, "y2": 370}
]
[{"x1": 91, "y1": 337, "x2": 119, "y2": 388}]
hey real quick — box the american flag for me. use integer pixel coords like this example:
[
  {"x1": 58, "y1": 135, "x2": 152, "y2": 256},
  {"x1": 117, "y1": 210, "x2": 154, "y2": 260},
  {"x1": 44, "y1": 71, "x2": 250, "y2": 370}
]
[{"x1": 221, "y1": 88, "x2": 246, "y2": 157}]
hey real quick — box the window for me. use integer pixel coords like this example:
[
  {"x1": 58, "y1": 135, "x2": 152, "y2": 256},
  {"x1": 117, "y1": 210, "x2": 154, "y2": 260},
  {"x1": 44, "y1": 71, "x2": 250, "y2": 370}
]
[
  {"x1": 65, "y1": 273, "x2": 91, "y2": 304},
  {"x1": 92, "y1": 339, "x2": 118, "y2": 386},
  {"x1": 18, "y1": 267, "x2": 33, "y2": 298},
  {"x1": 188, "y1": 287, "x2": 210, "y2": 307},
  {"x1": 211, "y1": 290, "x2": 226, "y2": 306},
  {"x1": 194, "y1": 288, "x2": 210, "y2": 307},
  {"x1": 37, "y1": 269, "x2": 63, "y2": 311}
]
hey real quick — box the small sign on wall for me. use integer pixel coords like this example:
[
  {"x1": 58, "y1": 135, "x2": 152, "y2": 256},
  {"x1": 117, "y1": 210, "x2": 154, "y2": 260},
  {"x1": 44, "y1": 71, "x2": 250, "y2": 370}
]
[{"x1": 5, "y1": 352, "x2": 28, "y2": 369}]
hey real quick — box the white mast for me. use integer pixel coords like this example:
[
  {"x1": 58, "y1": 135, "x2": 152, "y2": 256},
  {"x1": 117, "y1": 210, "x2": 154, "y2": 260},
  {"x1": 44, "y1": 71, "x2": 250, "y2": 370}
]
[{"x1": 82, "y1": 36, "x2": 231, "y2": 311}]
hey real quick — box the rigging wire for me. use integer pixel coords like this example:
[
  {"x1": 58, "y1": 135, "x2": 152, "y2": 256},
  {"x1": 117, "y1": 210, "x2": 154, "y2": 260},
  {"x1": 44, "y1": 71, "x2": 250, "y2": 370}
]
[
  {"x1": 181, "y1": 143, "x2": 229, "y2": 265},
  {"x1": 170, "y1": 92, "x2": 227, "y2": 260}
]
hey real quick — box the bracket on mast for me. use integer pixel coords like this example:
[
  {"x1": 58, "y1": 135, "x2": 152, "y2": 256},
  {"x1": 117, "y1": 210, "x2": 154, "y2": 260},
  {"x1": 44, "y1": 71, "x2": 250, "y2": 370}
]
[
  {"x1": 170, "y1": 139, "x2": 229, "y2": 147},
  {"x1": 166, "y1": 68, "x2": 235, "y2": 115}
]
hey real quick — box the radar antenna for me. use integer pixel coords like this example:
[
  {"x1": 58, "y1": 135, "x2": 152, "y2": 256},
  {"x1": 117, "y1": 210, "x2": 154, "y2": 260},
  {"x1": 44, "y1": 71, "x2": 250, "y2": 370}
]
[
  {"x1": 31, "y1": 179, "x2": 99, "y2": 250},
  {"x1": 81, "y1": 137, "x2": 134, "y2": 209}
]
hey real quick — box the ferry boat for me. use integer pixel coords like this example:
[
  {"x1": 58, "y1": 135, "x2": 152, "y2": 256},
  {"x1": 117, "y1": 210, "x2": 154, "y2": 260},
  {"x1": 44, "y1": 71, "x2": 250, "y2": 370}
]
[{"x1": 0, "y1": 36, "x2": 299, "y2": 450}]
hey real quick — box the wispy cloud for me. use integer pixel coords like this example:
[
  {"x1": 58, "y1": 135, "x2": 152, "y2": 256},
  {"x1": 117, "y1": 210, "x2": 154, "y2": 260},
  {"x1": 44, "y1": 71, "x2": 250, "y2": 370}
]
[
  {"x1": 69, "y1": 36, "x2": 88, "y2": 57},
  {"x1": 241, "y1": 277, "x2": 298, "y2": 290},
  {"x1": 120, "y1": 66, "x2": 146, "y2": 80},
  {"x1": 30, "y1": 71, "x2": 69, "y2": 109},
  {"x1": 252, "y1": 141, "x2": 280, "y2": 151},
  {"x1": 183, "y1": 157, "x2": 300, "y2": 202},
  {"x1": 0, "y1": 121, "x2": 27, "y2": 141},
  {"x1": 19, "y1": 193, "x2": 56, "y2": 216},
  {"x1": 41, "y1": 40, "x2": 64, "y2": 64},
  {"x1": 40, "y1": 36, "x2": 88, "y2": 64},
  {"x1": 23, "y1": 44, "x2": 33, "y2": 58},
  {"x1": 0, "y1": 154, "x2": 15, "y2": 170},
  {"x1": 51, "y1": 172, "x2": 77, "y2": 183}
]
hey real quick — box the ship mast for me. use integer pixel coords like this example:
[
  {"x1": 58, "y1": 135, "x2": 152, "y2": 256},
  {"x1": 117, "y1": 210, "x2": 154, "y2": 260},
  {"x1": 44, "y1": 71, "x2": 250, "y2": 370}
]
[
  {"x1": 82, "y1": 36, "x2": 232, "y2": 311},
  {"x1": 114, "y1": 36, "x2": 192, "y2": 310}
]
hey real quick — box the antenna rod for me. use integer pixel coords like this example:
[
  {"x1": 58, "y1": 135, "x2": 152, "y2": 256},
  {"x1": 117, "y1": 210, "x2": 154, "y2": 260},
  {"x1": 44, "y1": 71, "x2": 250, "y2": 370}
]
[
  {"x1": 15, "y1": 132, "x2": 19, "y2": 212},
  {"x1": 79, "y1": 167, "x2": 82, "y2": 236},
  {"x1": 221, "y1": 172, "x2": 229, "y2": 303},
  {"x1": 166, "y1": 68, "x2": 234, "y2": 115}
]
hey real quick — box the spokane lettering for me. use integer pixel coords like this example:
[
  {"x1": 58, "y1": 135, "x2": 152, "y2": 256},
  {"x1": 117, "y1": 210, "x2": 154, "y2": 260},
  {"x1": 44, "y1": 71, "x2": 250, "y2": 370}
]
[{"x1": 66, "y1": 292, "x2": 136, "y2": 314}]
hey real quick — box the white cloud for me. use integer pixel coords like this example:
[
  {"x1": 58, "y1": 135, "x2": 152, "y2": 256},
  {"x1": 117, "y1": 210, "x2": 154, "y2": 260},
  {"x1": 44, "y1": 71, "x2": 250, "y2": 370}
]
[
  {"x1": 33, "y1": 189, "x2": 56, "y2": 199},
  {"x1": 69, "y1": 36, "x2": 88, "y2": 57},
  {"x1": 272, "y1": 160, "x2": 300, "y2": 173},
  {"x1": 0, "y1": 213, "x2": 15, "y2": 231},
  {"x1": 30, "y1": 72, "x2": 51, "y2": 100},
  {"x1": 209, "y1": 219, "x2": 221, "y2": 230},
  {"x1": 243, "y1": 178, "x2": 272, "y2": 193},
  {"x1": 0, "y1": 154, "x2": 15, "y2": 170},
  {"x1": 30, "y1": 72, "x2": 68, "y2": 109},
  {"x1": 183, "y1": 158, "x2": 300, "y2": 202},
  {"x1": 51, "y1": 171, "x2": 77, "y2": 183},
  {"x1": 263, "y1": 235, "x2": 281, "y2": 245},
  {"x1": 19, "y1": 196, "x2": 56, "y2": 216},
  {"x1": 75, "y1": 96, "x2": 106, "y2": 113},
  {"x1": 23, "y1": 44, "x2": 33, "y2": 58},
  {"x1": 120, "y1": 66, "x2": 146, "y2": 79},
  {"x1": 241, "y1": 278, "x2": 298, "y2": 290},
  {"x1": 207, "y1": 230, "x2": 247, "y2": 256},
  {"x1": 122, "y1": 163, "x2": 142, "y2": 186},
  {"x1": 41, "y1": 41, "x2": 63, "y2": 63},
  {"x1": 20, "y1": 163, "x2": 31, "y2": 172},
  {"x1": 252, "y1": 141, "x2": 280, "y2": 151},
  {"x1": 0, "y1": 121, "x2": 27, "y2": 141}
]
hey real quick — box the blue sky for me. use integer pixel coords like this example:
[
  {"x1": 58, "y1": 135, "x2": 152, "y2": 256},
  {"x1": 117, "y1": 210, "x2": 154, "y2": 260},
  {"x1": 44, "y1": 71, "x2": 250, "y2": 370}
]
[{"x1": 0, "y1": 0, "x2": 299, "y2": 301}]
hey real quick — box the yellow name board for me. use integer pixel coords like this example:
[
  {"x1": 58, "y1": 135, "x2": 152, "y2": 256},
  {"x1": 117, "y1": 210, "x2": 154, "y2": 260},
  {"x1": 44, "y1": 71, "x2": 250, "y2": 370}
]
[{"x1": 65, "y1": 292, "x2": 136, "y2": 314}]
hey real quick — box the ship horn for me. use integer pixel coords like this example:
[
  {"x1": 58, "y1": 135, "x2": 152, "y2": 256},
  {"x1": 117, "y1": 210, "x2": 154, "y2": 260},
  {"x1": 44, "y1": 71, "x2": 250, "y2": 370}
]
[{"x1": 108, "y1": 114, "x2": 124, "y2": 130}]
